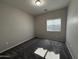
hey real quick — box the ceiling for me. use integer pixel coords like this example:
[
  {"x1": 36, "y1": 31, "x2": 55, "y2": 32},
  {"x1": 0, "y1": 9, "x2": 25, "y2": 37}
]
[{"x1": 0, "y1": 0, "x2": 70, "y2": 16}]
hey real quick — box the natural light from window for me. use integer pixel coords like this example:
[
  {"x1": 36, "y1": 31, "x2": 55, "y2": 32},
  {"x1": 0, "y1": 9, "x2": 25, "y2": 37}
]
[
  {"x1": 47, "y1": 18, "x2": 61, "y2": 32},
  {"x1": 34, "y1": 48, "x2": 60, "y2": 59}
]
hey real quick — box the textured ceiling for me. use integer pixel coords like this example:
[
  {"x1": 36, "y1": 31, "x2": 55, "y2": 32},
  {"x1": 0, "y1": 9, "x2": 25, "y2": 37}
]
[{"x1": 0, "y1": 0, "x2": 70, "y2": 16}]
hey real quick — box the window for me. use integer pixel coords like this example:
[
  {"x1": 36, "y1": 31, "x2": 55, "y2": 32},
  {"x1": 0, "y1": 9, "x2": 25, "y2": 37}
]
[{"x1": 47, "y1": 18, "x2": 61, "y2": 32}]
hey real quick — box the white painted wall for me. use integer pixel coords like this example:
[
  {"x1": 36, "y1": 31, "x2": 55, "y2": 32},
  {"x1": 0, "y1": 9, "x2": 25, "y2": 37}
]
[
  {"x1": 66, "y1": 0, "x2": 78, "y2": 59},
  {"x1": 0, "y1": 3, "x2": 34, "y2": 53},
  {"x1": 35, "y1": 8, "x2": 67, "y2": 42}
]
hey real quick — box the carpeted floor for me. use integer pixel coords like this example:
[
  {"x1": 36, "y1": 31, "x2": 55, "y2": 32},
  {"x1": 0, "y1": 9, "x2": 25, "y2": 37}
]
[{"x1": 0, "y1": 38, "x2": 72, "y2": 59}]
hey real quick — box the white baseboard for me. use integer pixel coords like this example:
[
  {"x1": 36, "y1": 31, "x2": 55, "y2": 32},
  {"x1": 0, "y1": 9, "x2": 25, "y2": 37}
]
[
  {"x1": 66, "y1": 41, "x2": 74, "y2": 59},
  {"x1": 0, "y1": 35, "x2": 34, "y2": 53}
]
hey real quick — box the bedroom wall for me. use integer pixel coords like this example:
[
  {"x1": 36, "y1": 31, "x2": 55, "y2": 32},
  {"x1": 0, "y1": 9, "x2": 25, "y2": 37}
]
[
  {"x1": 66, "y1": 0, "x2": 78, "y2": 59},
  {"x1": 0, "y1": 3, "x2": 34, "y2": 53},
  {"x1": 35, "y1": 8, "x2": 67, "y2": 42}
]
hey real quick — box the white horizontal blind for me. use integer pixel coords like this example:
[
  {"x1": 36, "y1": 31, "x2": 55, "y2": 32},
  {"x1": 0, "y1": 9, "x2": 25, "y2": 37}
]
[{"x1": 47, "y1": 18, "x2": 61, "y2": 32}]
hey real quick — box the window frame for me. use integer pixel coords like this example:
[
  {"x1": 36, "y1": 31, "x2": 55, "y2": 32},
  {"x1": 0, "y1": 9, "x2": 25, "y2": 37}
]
[{"x1": 46, "y1": 18, "x2": 61, "y2": 32}]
